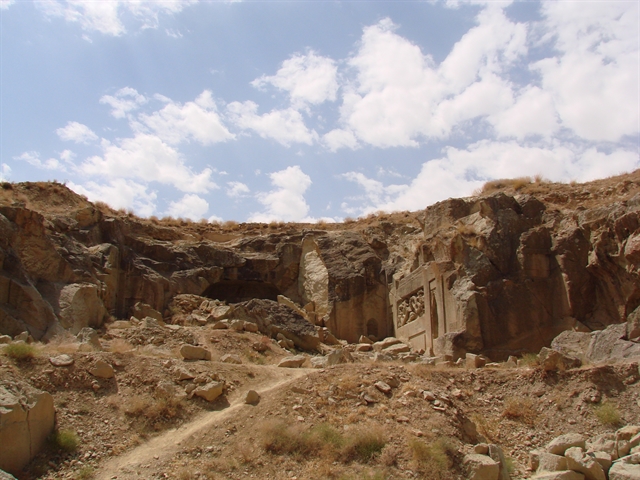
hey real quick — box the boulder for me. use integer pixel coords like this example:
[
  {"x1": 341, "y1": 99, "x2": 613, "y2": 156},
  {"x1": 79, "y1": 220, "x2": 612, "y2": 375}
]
[
  {"x1": 58, "y1": 283, "x2": 108, "y2": 334},
  {"x1": 463, "y1": 453, "x2": 499, "y2": 480},
  {"x1": 194, "y1": 382, "x2": 224, "y2": 402},
  {"x1": 131, "y1": 302, "x2": 163, "y2": 323},
  {"x1": 564, "y1": 447, "x2": 606, "y2": 480},
  {"x1": 373, "y1": 337, "x2": 402, "y2": 351},
  {"x1": 466, "y1": 353, "x2": 487, "y2": 368},
  {"x1": 278, "y1": 355, "x2": 306, "y2": 368},
  {"x1": 88, "y1": 360, "x2": 115, "y2": 379},
  {"x1": 537, "y1": 452, "x2": 568, "y2": 472},
  {"x1": 488, "y1": 443, "x2": 511, "y2": 480},
  {"x1": 539, "y1": 347, "x2": 581, "y2": 371},
  {"x1": 49, "y1": 354, "x2": 74, "y2": 367},
  {"x1": 0, "y1": 382, "x2": 55, "y2": 475},
  {"x1": 547, "y1": 434, "x2": 586, "y2": 455},
  {"x1": 610, "y1": 454, "x2": 640, "y2": 480},
  {"x1": 551, "y1": 331, "x2": 593, "y2": 363},
  {"x1": 76, "y1": 327, "x2": 102, "y2": 351},
  {"x1": 245, "y1": 390, "x2": 260, "y2": 405},
  {"x1": 356, "y1": 343, "x2": 372, "y2": 352},
  {"x1": 180, "y1": 344, "x2": 211, "y2": 361},
  {"x1": 384, "y1": 343, "x2": 411, "y2": 355},
  {"x1": 532, "y1": 472, "x2": 585, "y2": 480},
  {"x1": 0, "y1": 469, "x2": 17, "y2": 479}
]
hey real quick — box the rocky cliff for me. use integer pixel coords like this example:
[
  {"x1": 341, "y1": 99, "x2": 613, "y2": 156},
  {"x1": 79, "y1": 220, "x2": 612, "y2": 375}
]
[{"x1": 1, "y1": 171, "x2": 639, "y2": 359}]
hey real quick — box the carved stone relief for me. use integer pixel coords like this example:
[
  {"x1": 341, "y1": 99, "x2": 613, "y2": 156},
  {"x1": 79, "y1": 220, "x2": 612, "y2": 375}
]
[{"x1": 397, "y1": 288, "x2": 425, "y2": 327}]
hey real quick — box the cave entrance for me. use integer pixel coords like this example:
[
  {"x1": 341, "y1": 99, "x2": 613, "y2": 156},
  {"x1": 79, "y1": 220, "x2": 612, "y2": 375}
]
[{"x1": 203, "y1": 280, "x2": 281, "y2": 304}]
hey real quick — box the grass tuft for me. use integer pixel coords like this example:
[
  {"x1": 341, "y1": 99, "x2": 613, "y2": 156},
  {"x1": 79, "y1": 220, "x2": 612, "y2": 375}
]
[
  {"x1": 595, "y1": 401, "x2": 622, "y2": 426},
  {"x1": 502, "y1": 397, "x2": 537, "y2": 426},
  {"x1": 53, "y1": 429, "x2": 80, "y2": 452},
  {"x1": 409, "y1": 437, "x2": 457, "y2": 479},
  {"x1": 3, "y1": 342, "x2": 37, "y2": 360}
]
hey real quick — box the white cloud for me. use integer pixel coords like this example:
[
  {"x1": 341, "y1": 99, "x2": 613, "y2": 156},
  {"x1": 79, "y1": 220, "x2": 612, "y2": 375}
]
[
  {"x1": 0, "y1": 164, "x2": 11, "y2": 181},
  {"x1": 249, "y1": 165, "x2": 312, "y2": 222},
  {"x1": 137, "y1": 90, "x2": 234, "y2": 145},
  {"x1": 343, "y1": 141, "x2": 639, "y2": 215},
  {"x1": 532, "y1": 1, "x2": 639, "y2": 142},
  {"x1": 488, "y1": 86, "x2": 559, "y2": 139},
  {"x1": 227, "y1": 101, "x2": 317, "y2": 147},
  {"x1": 252, "y1": 51, "x2": 338, "y2": 107},
  {"x1": 0, "y1": 0, "x2": 15, "y2": 10},
  {"x1": 15, "y1": 151, "x2": 67, "y2": 171},
  {"x1": 56, "y1": 121, "x2": 99, "y2": 144},
  {"x1": 79, "y1": 133, "x2": 217, "y2": 193},
  {"x1": 334, "y1": 11, "x2": 526, "y2": 149},
  {"x1": 166, "y1": 193, "x2": 209, "y2": 220},
  {"x1": 68, "y1": 179, "x2": 157, "y2": 217},
  {"x1": 38, "y1": 0, "x2": 198, "y2": 36},
  {"x1": 226, "y1": 181, "x2": 250, "y2": 198},
  {"x1": 322, "y1": 129, "x2": 359, "y2": 152},
  {"x1": 100, "y1": 87, "x2": 147, "y2": 119}
]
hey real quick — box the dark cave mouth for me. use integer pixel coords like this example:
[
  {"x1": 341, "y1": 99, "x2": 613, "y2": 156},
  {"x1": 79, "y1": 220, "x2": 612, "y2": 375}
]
[{"x1": 203, "y1": 280, "x2": 281, "y2": 304}]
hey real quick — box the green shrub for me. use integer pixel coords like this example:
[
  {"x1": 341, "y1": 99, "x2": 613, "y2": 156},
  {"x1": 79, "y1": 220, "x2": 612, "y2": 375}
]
[
  {"x1": 3, "y1": 342, "x2": 37, "y2": 360},
  {"x1": 53, "y1": 429, "x2": 80, "y2": 452},
  {"x1": 595, "y1": 401, "x2": 622, "y2": 426}
]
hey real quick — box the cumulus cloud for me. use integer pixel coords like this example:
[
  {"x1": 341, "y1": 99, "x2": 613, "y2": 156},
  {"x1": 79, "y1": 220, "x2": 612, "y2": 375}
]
[
  {"x1": 252, "y1": 51, "x2": 338, "y2": 107},
  {"x1": 37, "y1": 0, "x2": 198, "y2": 36},
  {"x1": 68, "y1": 179, "x2": 157, "y2": 217},
  {"x1": 334, "y1": 11, "x2": 527, "y2": 149},
  {"x1": 343, "y1": 142, "x2": 639, "y2": 215},
  {"x1": 100, "y1": 87, "x2": 147, "y2": 119},
  {"x1": 532, "y1": 1, "x2": 639, "y2": 142},
  {"x1": 15, "y1": 151, "x2": 67, "y2": 171},
  {"x1": 0, "y1": 0, "x2": 15, "y2": 9},
  {"x1": 0, "y1": 164, "x2": 11, "y2": 181},
  {"x1": 137, "y1": 90, "x2": 234, "y2": 145},
  {"x1": 249, "y1": 165, "x2": 312, "y2": 222},
  {"x1": 226, "y1": 181, "x2": 250, "y2": 198},
  {"x1": 79, "y1": 133, "x2": 217, "y2": 193},
  {"x1": 227, "y1": 101, "x2": 318, "y2": 146},
  {"x1": 488, "y1": 86, "x2": 559, "y2": 139},
  {"x1": 166, "y1": 193, "x2": 209, "y2": 220},
  {"x1": 56, "y1": 121, "x2": 99, "y2": 144}
]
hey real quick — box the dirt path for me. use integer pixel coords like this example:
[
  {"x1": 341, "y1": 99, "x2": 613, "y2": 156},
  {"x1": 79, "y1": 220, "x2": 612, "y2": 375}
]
[{"x1": 95, "y1": 366, "x2": 313, "y2": 480}]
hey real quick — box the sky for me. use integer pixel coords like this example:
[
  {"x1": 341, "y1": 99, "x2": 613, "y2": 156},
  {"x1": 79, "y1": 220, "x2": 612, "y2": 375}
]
[{"x1": 1, "y1": 0, "x2": 638, "y2": 222}]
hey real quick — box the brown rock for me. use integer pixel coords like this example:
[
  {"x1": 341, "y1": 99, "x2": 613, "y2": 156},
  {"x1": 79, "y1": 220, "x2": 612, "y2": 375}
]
[{"x1": 180, "y1": 344, "x2": 211, "y2": 361}]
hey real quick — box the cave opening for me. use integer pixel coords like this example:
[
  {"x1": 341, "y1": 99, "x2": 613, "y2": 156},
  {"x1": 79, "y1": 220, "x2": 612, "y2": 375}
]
[{"x1": 203, "y1": 280, "x2": 281, "y2": 304}]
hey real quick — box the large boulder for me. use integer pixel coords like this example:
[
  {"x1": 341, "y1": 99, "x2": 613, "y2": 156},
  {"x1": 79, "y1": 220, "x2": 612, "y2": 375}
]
[
  {"x1": 58, "y1": 283, "x2": 108, "y2": 334},
  {"x1": 0, "y1": 381, "x2": 55, "y2": 475}
]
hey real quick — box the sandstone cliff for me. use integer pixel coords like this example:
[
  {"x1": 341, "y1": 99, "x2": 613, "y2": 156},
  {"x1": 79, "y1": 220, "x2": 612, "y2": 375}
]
[{"x1": 1, "y1": 172, "x2": 639, "y2": 360}]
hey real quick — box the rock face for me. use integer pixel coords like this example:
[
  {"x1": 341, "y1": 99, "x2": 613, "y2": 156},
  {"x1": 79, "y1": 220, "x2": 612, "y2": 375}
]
[
  {"x1": 0, "y1": 381, "x2": 55, "y2": 474},
  {"x1": 2, "y1": 174, "x2": 640, "y2": 359}
]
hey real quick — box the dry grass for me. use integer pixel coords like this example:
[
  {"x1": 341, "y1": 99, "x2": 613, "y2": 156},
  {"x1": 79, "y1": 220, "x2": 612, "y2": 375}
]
[
  {"x1": 501, "y1": 397, "x2": 537, "y2": 426},
  {"x1": 408, "y1": 436, "x2": 457, "y2": 479},
  {"x1": 470, "y1": 413, "x2": 499, "y2": 443},
  {"x1": 3, "y1": 342, "x2": 37, "y2": 360},
  {"x1": 121, "y1": 393, "x2": 186, "y2": 431},
  {"x1": 107, "y1": 338, "x2": 134, "y2": 353},
  {"x1": 260, "y1": 420, "x2": 386, "y2": 464},
  {"x1": 595, "y1": 401, "x2": 622, "y2": 426}
]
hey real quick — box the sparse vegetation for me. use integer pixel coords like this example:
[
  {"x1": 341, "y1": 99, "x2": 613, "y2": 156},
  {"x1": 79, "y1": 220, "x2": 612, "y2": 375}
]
[
  {"x1": 595, "y1": 401, "x2": 622, "y2": 426},
  {"x1": 3, "y1": 342, "x2": 37, "y2": 360},
  {"x1": 53, "y1": 429, "x2": 80, "y2": 452},
  {"x1": 502, "y1": 397, "x2": 537, "y2": 426},
  {"x1": 519, "y1": 353, "x2": 540, "y2": 367},
  {"x1": 409, "y1": 436, "x2": 457, "y2": 478}
]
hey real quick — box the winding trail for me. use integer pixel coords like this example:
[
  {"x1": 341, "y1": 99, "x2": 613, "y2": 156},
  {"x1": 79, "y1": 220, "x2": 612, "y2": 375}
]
[{"x1": 95, "y1": 366, "x2": 312, "y2": 480}]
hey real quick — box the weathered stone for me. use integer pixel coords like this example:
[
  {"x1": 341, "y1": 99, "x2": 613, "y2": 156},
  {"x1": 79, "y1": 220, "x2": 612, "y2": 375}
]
[
  {"x1": 88, "y1": 360, "x2": 115, "y2": 379},
  {"x1": 180, "y1": 344, "x2": 211, "y2": 361},
  {"x1": 49, "y1": 354, "x2": 74, "y2": 367},
  {"x1": 76, "y1": 327, "x2": 102, "y2": 350},
  {"x1": 587, "y1": 433, "x2": 617, "y2": 459},
  {"x1": 384, "y1": 343, "x2": 411, "y2": 355},
  {"x1": 278, "y1": 355, "x2": 306, "y2": 368},
  {"x1": 374, "y1": 381, "x2": 392, "y2": 394},
  {"x1": 220, "y1": 354, "x2": 242, "y2": 364},
  {"x1": 610, "y1": 454, "x2": 640, "y2": 480},
  {"x1": 194, "y1": 382, "x2": 224, "y2": 402},
  {"x1": 229, "y1": 320, "x2": 245, "y2": 331},
  {"x1": 466, "y1": 353, "x2": 487, "y2": 368},
  {"x1": 617, "y1": 427, "x2": 640, "y2": 458},
  {"x1": 0, "y1": 336, "x2": 10, "y2": 345},
  {"x1": 211, "y1": 320, "x2": 228, "y2": 330},
  {"x1": 531, "y1": 472, "x2": 585, "y2": 480},
  {"x1": 132, "y1": 302, "x2": 163, "y2": 323},
  {"x1": 359, "y1": 335, "x2": 373, "y2": 345},
  {"x1": 539, "y1": 347, "x2": 581, "y2": 371},
  {"x1": 464, "y1": 453, "x2": 499, "y2": 480},
  {"x1": 564, "y1": 447, "x2": 606, "y2": 480},
  {"x1": 0, "y1": 469, "x2": 17, "y2": 479},
  {"x1": 551, "y1": 330, "x2": 593, "y2": 363},
  {"x1": 356, "y1": 343, "x2": 372, "y2": 352},
  {"x1": 245, "y1": 390, "x2": 260, "y2": 405},
  {"x1": 58, "y1": 283, "x2": 108, "y2": 334},
  {"x1": 546, "y1": 433, "x2": 586, "y2": 455},
  {"x1": 210, "y1": 305, "x2": 232, "y2": 321},
  {"x1": 538, "y1": 452, "x2": 568, "y2": 473},
  {"x1": 373, "y1": 337, "x2": 402, "y2": 351},
  {"x1": 475, "y1": 444, "x2": 490, "y2": 455},
  {"x1": 488, "y1": 444, "x2": 511, "y2": 480},
  {"x1": 243, "y1": 322, "x2": 259, "y2": 333},
  {"x1": 590, "y1": 452, "x2": 613, "y2": 472},
  {"x1": 0, "y1": 383, "x2": 55, "y2": 475}
]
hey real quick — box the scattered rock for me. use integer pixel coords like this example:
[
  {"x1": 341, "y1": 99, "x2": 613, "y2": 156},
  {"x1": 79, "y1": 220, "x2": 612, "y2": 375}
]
[
  {"x1": 245, "y1": 390, "x2": 260, "y2": 405},
  {"x1": 194, "y1": 382, "x2": 225, "y2": 402},
  {"x1": 180, "y1": 344, "x2": 211, "y2": 361},
  {"x1": 220, "y1": 354, "x2": 242, "y2": 364},
  {"x1": 464, "y1": 453, "x2": 500, "y2": 480},
  {"x1": 88, "y1": 360, "x2": 115, "y2": 379},
  {"x1": 49, "y1": 354, "x2": 74, "y2": 367},
  {"x1": 278, "y1": 355, "x2": 306, "y2": 368}
]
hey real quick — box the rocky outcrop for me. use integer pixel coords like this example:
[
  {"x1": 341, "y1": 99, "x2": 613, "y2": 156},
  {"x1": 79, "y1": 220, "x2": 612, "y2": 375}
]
[{"x1": 0, "y1": 381, "x2": 55, "y2": 474}]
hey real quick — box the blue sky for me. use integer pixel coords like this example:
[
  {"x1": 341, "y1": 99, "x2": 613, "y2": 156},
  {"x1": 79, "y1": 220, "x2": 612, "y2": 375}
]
[{"x1": 1, "y1": 0, "x2": 638, "y2": 222}]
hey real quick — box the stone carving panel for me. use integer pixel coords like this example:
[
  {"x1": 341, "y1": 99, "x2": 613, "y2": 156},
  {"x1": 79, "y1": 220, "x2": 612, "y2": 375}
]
[{"x1": 397, "y1": 288, "x2": 425, "y2": 327}]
